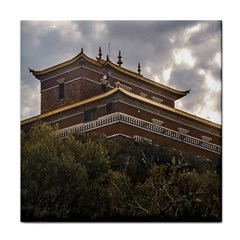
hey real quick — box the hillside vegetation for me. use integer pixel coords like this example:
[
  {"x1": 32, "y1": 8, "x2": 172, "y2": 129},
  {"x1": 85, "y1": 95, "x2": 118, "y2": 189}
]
[{"x1": 21, "y1": 123, "x2": 221, "y2": 222}]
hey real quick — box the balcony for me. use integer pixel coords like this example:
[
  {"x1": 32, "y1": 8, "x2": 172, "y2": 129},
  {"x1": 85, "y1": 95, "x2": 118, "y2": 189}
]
[{"x1": 57, "y1": 112, "x2": 221, "y2": 154}]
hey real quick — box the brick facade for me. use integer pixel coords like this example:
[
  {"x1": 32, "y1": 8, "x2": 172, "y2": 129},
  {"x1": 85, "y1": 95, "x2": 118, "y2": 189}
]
[{"x1": 22, "y1": 50, "x2": 221, "y2": 159}]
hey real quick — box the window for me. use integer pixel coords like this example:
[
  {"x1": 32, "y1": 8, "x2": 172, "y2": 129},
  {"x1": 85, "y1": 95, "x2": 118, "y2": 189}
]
[
  {"x1": 101, "y1": 83, "x2": 107, "y2": 92},
  {"x1": 84, "y1": 108, "x2": 97, "y2": 122},
  {"x1": 59, "y1": 83, "x2": 65, "y2": 99},
  {"x1": 106, "y1": 102, "x2": 113, "y2": 113},
  {"x1": 151, "y1": 96, "x2": 163, "y2": 103}
]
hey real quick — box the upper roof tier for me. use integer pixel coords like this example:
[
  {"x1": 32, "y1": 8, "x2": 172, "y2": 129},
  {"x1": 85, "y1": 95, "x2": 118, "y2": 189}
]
[{"x1": 29, "y1": 48, "x2": 190, "y2": 99}]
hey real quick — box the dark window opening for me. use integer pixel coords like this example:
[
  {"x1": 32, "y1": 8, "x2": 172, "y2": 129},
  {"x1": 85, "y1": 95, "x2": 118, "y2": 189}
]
[
  {"x1": 59, "y1": 83, "x2": 65, "y2": 99},
  {"x1": 106, "y1": 102, "x2": 113, "y2": 114},
  {"x1": 84, "y1": 108, "x2": 97, "y2": 122},
  {"x1": 101, "y1": 83, "x2": 107, "y2": 92}
]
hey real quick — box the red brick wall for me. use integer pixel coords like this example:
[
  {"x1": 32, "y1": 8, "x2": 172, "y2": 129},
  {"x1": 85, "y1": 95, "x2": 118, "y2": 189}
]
[
  {"x1": 116, "y1": 101, "x2": 221, "y2": 145},
  {"x1": 117, "y1": 122, "x2": 219, "y2": 160},
  {"x1": 40, "y1": 67, "x2": 104, "y2": 113},
  {"x1": 41, "y1": 78, "x2": 102, "y2": 113},
  {"x1": 106, "y1": 74, "x2": 175, "y2": 107}
]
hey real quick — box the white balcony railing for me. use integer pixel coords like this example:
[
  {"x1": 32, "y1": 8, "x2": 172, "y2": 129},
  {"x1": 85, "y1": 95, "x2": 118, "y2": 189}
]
[{"x1": 57, "y1": 112, "x2": 221, "y2": 154}]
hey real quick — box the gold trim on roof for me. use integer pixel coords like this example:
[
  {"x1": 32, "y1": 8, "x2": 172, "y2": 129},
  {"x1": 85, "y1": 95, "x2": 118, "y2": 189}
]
[
  {"x1": 21, "y1": 86, "x2": 221, "y2": 129},
  {"x1": 104, "y1": 60, "x2": 189, "y2": 97},
  {"x1": 21, "y1": 87, "x2": 119, "y2": 125},
  {"x1": 30, "y1": 51, "x2": 189, "y2": 97},
  {"x1": 119, "y1": 87, "x2": 221, "y2": 129},
  {"x1": 30, "y1": 52, "x2": 102, "y2": 76}
]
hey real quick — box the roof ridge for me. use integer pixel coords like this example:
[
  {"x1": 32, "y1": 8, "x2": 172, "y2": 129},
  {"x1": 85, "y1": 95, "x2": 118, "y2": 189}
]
[
  {"x1": 29, "y1": 50, "x2": 189, "y2": 97},
  {"x1": 104, "y1": 60, "x2": 190, "y2": 96},
  {"x1": 118, "y1": 87, "x2": 221, "y2": 129}
]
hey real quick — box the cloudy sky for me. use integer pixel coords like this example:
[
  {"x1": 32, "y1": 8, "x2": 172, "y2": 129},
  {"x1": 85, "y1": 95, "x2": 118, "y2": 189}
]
[{"x1": 21, "y1": 21, "x2": 221, "y2": 124}]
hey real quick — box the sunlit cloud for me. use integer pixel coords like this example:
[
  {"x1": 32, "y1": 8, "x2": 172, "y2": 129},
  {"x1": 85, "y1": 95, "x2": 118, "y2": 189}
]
[
  {"x1": 153, "y1": 75, "x2": 161, "y2": 83},
  {"x1": 196, "y1": 105, "x2": 221, "y2": 124},
  {"x1": 198, "y1": 68, "x2": 206, "y2": 76},
  {"x1": 144, "y1": 66, "x2": 152, "y2": 75},
  {"x1": 94, "y1": 23, "x2": 108, "y2": 39},
  {"x1": 21, "y1": 82, "x2": 40, "y2": 119},
  {"x1": 183, "y1": 23, "x2": 201, "y2": 43},
  {"x1": 205, "y1": 72, "x2": 221, "y2": 92},
  {"x1": 214, "y1": 52, "x2": 221, "y2": 67},
  {"x1": 169, "y1": 36, "x2": 175, "y2": 44},
  {"x1": 162, "y1": 68, "x2": 172, "y2": 82},
  {"x1": 174, "y1": 48, "x2": 196, "y2": 68}
]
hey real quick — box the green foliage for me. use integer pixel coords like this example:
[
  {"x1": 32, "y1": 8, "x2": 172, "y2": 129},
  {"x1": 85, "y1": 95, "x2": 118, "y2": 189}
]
[{"x1": 21, "y1": 123, "x2": 221, "y2": 222}]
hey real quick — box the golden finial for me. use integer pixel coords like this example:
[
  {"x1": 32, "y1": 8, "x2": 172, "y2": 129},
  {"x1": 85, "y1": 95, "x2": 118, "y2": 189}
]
[
  {"x1": 117, "y1": 50, "x2": 123, "y2": 67},
  {"x1": 114, "y1": 81, "x2": 121, "y2": 88},
  {"x1": 137, "y1": 62, "x2": 141, "y2": 75},
  {"x1": 96, "y1": 46, "x2": 102, "y2": 60}
]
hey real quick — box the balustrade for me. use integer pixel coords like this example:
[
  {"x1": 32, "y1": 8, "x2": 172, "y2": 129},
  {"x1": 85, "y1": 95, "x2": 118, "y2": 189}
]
[{"x1": 57, "y1": 112, "x2": 221, "y2": 154}]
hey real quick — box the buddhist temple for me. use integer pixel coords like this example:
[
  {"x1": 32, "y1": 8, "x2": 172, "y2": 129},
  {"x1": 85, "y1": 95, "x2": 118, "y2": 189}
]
[{"x1": 21, "y1": 47, "x2": 222, "y2": 159}]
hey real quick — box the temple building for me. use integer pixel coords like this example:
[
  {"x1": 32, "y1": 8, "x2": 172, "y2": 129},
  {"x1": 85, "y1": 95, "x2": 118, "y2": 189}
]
[{"x1": 21, "y1": 47, "x2": 221, "y2": 159}]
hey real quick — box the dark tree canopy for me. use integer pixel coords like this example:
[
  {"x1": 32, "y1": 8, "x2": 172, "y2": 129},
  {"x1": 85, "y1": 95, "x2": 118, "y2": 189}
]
[{"x1": 21, "y1": 123, "x2": 221, "y2": 222}]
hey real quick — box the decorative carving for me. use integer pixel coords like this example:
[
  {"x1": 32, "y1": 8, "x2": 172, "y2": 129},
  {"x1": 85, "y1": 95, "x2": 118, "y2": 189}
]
[
  {"x1": 201, "y1": 136, "x2": 212, "y2": 142},
  {"x1": 140, "y1": 92, "x2": 147, "y2": 98},
  {"x1": 114, "y1": 81, "x2": 121, "y2": 88},
  {"x1": 57, "y1": 78, "x2": 65, "y2": 84},
  {"x1": 152, "y1": 118, "x2": 164, "y2": 125},
  {"x1": 151, "y1": 96, "x2": 163, "y2": 103},
  {"x1": 178, "y1": 127, "x2": 189, "y2": 135},
  {"x1": 133, "y1": 135, "x2": 152, "y2": 144},
  {"x1": 119, "y1": 83, "x2": 132, "y2": 91}
]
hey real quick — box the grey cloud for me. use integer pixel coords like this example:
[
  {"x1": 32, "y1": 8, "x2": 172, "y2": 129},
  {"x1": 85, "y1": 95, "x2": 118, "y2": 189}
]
[
  {"x1": 21, "y1": 21, "x2": 221, "y2": 123},
  {"x1": 169, "y1": 65, "x2": 208, "y2": 112}
]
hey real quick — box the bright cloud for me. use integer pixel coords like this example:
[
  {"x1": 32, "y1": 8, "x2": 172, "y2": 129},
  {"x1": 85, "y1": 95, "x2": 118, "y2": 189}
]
[
  {"x1": 174, "y1": 48, "x2": 196, "y2": 67},
  {"x1": 214, "y1": 52, "x2": 221, "y2": 67},
  {"x1": 205, "y1": 72, "x2": 221, "y2": 92},
  {"x1": 162, "y1": 68, "x2": 172, "y2": 82},
  {"x1": 94, "y1": 22, "x2": 108, "y2": 39},
  {"x1": 21, "y1": 21, "x2": 221, "y2": 124}
]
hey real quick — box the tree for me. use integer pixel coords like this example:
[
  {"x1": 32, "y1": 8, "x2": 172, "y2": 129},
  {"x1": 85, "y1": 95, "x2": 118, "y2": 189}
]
[
  {"x1": 21, "y1": 122, "x2": 110, "y2": 221},
  {"x1": 21, "y1": 123, "x2": 221, "y2": 222}
]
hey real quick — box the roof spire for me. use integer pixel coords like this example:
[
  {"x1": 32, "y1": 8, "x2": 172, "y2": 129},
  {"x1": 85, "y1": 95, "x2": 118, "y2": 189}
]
[
  {"x1": 117, "y1": 50, "x2": 123, "y2": 67},
  {"x1": 137, "y1": 62, "x2": 141, "y2": 75},
  {"x1": 96, "y1": 46, "x2": 102, "y2": 60},
  {"x1": 106, "y1": 54, "x2": 109, "y2": 61},
  {"x1": 81, "y1": 48, "x2": 83, "y2": 54}
]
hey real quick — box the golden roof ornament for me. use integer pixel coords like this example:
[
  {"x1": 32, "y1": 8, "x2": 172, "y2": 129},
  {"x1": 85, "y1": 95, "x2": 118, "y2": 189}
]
[
  {"x1": 96, "y1": 46, "x2": 102, "y2": 60},
  {"x1": 137, "y1": 62, "x2": 141, "y2": 75},
  {"x1": 114, "y1": 81, "x2": 121, "y2": 88},
  {"x1": 117, "y1": 50, "x2": 123, "y2": 67}
]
